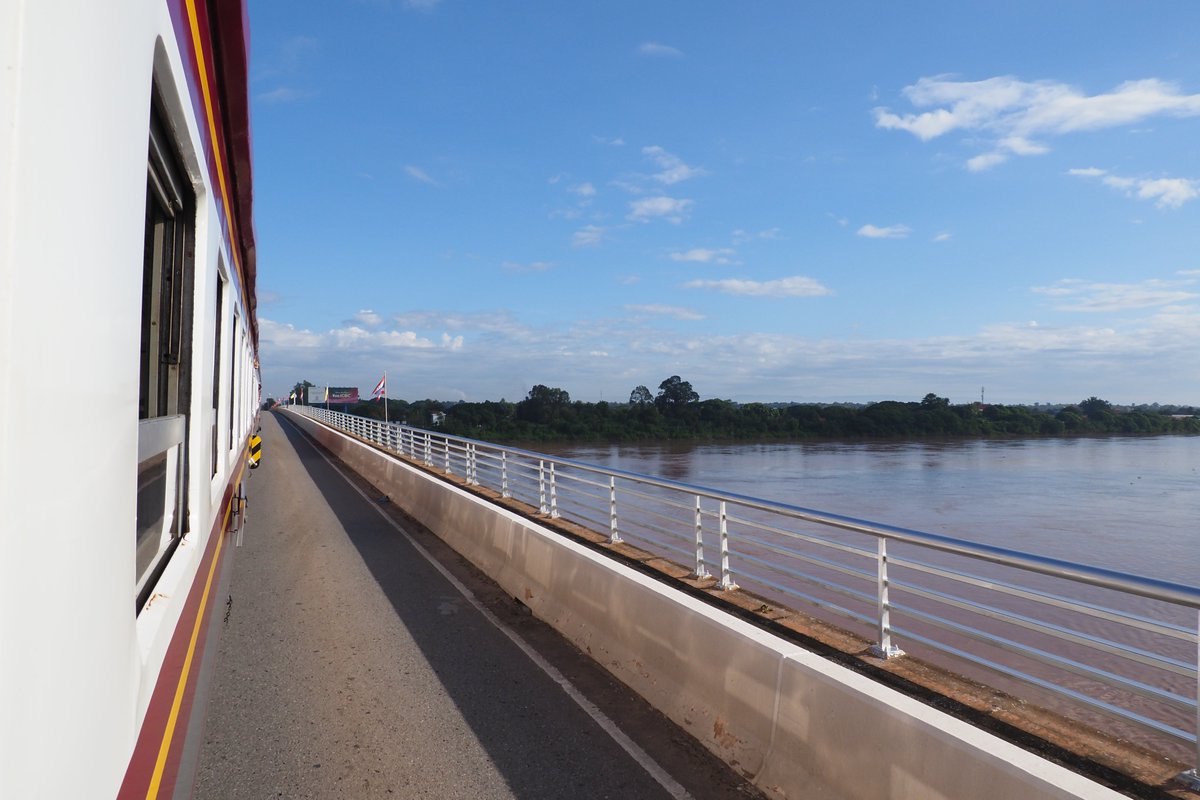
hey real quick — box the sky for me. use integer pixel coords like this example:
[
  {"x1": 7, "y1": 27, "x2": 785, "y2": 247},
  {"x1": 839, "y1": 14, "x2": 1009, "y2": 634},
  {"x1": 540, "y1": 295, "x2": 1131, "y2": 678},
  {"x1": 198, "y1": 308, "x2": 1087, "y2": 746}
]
[{"x1": 247, "y1": 1, "x2": 1200, "y2": 406}]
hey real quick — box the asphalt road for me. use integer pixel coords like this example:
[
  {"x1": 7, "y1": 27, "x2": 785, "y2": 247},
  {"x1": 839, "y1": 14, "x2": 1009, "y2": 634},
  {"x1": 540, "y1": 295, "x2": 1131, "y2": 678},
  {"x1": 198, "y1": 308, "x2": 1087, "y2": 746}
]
[{"x1": 192, "y1": 412, "x2": 766, "y2": 800}]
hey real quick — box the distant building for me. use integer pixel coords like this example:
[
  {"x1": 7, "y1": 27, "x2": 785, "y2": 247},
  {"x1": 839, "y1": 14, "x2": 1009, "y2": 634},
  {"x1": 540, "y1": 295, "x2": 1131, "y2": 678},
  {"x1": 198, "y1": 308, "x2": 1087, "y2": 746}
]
[{"x1": 431, "y1": 411, "x2": 446, "y2": 426}]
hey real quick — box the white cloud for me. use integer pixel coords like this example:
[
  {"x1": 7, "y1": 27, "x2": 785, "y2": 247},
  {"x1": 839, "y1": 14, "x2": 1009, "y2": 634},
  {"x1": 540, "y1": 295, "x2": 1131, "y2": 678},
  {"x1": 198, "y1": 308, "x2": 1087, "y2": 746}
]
[
  {"x1": 1069, "y1": 167, "x2": 1200, "y2": 208},
  {"x1": 642, "y1": 146, "x2": 706, "y2": 185},
  {"x1": 932, "y1": 232, "x2": 952, "y2": 242},
  {"x1": 684, "y1": 275, "x2": 833, "y2": 297},
  {"x1": 259, "y1": 292, "x2": 1200, "y2": 405},
  {"x1": 876, "y1": 75, "x2": 1200, "y2": 168},
  {"x1": 669, "y1": 247, "x2": 736, "y2": 264},
  {"x1": 404, "y1": 165, "x2": 439, "y2": 186},
  {"x1": 352, "y1": 309, "x2": 383, "y2": 327},
  {"x1": 966, "y1": 152, "x2": 1008, "y2": 172},
  {"x1": 572, "y1": 225, "x2": 605, "y2": 248},
  {"x1": 1133, "y1": 177, "x2": 1199, "y2": 208},
  {"x1": 260, "y1": 318, "x2": 456, "y2": 351},
  {"x1": 1033, "y1": 277, "x2": 1199, "y2": 312},
  {"x1": 624, "y1": 304, "x2": 705, "y2": 321},
  {"x1": 638, "y1": 42, "x2": 683, "y2": 57},
  {"x1": 569, "y1": 182, "x2": 596, "y2": 197},
  {"x1": 856, "y1": 223, "x2": 911, "y2": 239},
  {"x1": 998, "y1": 135, "x2": 1049, "y2": 156},
  {"x1": 628, "y1": 195, "x2": 694, "y2": 223}
]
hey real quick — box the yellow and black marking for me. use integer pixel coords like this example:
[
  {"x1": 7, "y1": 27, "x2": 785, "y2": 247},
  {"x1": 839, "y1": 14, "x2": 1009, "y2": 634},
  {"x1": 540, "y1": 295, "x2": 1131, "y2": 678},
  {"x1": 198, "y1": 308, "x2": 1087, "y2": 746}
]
[{"x1": 248, "y1": 434, "x2": 262, "y2": 469}]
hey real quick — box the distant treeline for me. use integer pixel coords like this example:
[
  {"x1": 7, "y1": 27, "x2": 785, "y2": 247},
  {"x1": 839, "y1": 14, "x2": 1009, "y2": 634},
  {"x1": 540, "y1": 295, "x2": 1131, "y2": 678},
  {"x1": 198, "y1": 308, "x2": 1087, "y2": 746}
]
[{"x1": 310, "y1": 376, "x2": 1200, "y2": 443}]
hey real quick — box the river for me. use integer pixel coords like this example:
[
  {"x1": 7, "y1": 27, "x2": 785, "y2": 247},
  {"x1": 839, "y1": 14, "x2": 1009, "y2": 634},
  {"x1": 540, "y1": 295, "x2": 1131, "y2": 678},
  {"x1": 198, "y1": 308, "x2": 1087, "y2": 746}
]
[{"x1": 544, "y1": 434, "x2": 1199, "y2": 584}]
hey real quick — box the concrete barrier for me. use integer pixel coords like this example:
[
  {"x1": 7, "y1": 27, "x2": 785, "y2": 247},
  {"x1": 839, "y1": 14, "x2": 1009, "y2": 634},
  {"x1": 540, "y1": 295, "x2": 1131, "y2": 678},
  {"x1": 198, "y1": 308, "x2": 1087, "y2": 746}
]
[{"x1": 286, "y1": 411, "x2": 1123, "y2": 800}]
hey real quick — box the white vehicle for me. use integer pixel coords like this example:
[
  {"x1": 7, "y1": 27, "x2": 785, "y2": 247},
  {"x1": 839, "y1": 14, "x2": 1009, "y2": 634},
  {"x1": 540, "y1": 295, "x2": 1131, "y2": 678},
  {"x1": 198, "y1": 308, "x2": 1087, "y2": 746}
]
[{"x1": 0, "y1": 1, "x2": 260, "y2": 796}]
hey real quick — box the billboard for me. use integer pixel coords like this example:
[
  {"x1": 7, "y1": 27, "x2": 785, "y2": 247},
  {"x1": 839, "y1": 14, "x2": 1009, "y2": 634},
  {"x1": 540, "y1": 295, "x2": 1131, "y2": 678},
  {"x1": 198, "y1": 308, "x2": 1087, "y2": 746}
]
[{"x1": 327, "y1": 387, "x2": 359, "y2": 405}]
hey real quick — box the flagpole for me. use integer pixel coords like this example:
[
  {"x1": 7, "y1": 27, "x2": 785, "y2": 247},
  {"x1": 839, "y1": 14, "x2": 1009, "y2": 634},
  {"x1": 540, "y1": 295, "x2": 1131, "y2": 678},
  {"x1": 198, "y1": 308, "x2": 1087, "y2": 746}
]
[{"x1": 383, "y1": 370, "x2": 389, "y2": 426}]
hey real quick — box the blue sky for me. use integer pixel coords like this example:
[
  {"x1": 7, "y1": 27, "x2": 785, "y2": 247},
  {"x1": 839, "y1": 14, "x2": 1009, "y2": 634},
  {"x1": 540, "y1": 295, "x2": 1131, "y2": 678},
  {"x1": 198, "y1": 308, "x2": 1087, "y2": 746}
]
[{"x1": 248, "y1": 1, "x2": 1200, "y2": 405}]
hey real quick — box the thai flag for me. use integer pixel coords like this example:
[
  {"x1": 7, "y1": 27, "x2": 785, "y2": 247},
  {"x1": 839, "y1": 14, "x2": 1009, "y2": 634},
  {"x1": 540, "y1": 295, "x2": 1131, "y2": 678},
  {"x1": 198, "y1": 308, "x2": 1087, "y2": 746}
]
[{"x1": 372, "y1": 375, "x2": 386, "y2": 399}]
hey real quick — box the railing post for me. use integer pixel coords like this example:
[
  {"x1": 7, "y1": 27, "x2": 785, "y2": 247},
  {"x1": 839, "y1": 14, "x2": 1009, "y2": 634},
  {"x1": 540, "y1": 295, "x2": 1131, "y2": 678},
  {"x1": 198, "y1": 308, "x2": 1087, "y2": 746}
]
[
  {"x1": 718, "y1": 500, "x2": 737, "y2": 590},
  {"x1": 608, "y1": 476, "x2": 621, "y2": 543},
  {"x1": 444, "y1": 439, "x2": 451, "y2": 474},
  {"x1": 501, "y1": 452, "x2": 509, "y2": 497},
  {"x1": 693, "y1": 495, "x2": 709, "y2": 578},
  {"x1": 548, "y1": 463, "x2": 559, "y2": 518},
  {"x1": 424, "y1": 433, "x2": 432, "y2": 466},
  {"x1": 538, "y1": 460, "x2": 548, "y2": 515},
  {"x1": 871, "y1": 537, "x2": 905, "y2": 659}
]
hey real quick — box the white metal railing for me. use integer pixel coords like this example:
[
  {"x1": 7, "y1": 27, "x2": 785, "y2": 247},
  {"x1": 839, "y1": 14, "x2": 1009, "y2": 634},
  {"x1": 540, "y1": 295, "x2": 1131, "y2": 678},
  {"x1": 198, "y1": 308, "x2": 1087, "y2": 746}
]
[{"x1": 291, "y1": 405, "x2": 1200, "y2": 783}]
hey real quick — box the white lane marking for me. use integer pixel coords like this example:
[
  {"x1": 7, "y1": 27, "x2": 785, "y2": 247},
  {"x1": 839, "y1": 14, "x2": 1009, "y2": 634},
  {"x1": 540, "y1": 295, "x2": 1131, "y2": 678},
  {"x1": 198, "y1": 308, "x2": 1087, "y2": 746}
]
[{"x1": 298, "y1": 428, "x2": 694, "y2": 800}]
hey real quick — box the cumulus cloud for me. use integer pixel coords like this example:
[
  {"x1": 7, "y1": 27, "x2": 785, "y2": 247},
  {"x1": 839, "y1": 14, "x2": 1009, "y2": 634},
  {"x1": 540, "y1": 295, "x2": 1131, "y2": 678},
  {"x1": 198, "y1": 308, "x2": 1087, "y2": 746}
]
[
  {"x1": 684, "y1": 275, "x2": 833, "y2": 297},
  {"x1": 669, "y1": 247, "x2": 736, "y2": 264},
  {"x1": 628, "y1": 195, "x2": 694, "y2": 223},
  {"x1": 642, "y1": 146, "x2": 706, "y2": 185},
  {"x1": 624, "y1": 304, "x2": 705, "y2": 320},
  {"x1": 638, "y1": 42, "x2": 683, "y2": 57},
  {"x1": 876, "y1": 75, "x2": 1200, "y2": 169},
  {"x1": 857, "y1": 223, "x2": 911, "y2": 239},
  {"x1": 569, "y1": 182, "x2": 597, "y2": 197},
  {"x1": 932, "y1": 232, "x2": 953, "y2": 242},
  {"x1": 1069, "y1": 167, "x2": 1199, "y2": 208},
  {"x1": 1032, "y1": 277, "x2": 1199, "y2": 311}
]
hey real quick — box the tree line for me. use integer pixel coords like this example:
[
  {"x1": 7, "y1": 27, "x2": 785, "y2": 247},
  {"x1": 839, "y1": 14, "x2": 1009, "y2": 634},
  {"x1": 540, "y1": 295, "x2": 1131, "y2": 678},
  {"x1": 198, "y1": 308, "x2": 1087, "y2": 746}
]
[{"x1": 292, "y1": 377, "x2": 1200, "y2": 443}]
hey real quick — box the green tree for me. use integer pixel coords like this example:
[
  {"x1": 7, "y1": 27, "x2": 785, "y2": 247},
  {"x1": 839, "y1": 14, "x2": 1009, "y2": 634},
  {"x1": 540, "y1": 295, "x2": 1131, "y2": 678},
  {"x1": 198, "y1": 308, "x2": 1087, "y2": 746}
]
[
  {"x1": 629, "y1": 385, "x2": 653, "y2": 405},
  {"x1": 655, "y1": 375, "x2": 699, "y2": 410},
  {"x1": 516, "y1": 384, "x2": 571, "y2": 425},
  {"x1": 1079, "y1": 396, "x2": 1112, "y2": 419}
]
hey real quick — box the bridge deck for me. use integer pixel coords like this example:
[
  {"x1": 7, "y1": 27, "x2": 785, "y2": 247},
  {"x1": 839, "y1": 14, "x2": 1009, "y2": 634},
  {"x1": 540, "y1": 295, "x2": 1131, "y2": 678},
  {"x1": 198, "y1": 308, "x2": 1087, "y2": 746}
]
[{"x1": 191, "y1": 412, "x2": 780, "y2": 799}]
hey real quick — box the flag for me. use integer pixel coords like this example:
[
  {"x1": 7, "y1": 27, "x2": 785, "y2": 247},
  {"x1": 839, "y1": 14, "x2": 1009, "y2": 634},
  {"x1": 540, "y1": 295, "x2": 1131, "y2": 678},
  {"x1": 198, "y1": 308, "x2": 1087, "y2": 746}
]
[{"x1": 372, "y1": 374, "x2": 386, "y2": 399}]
